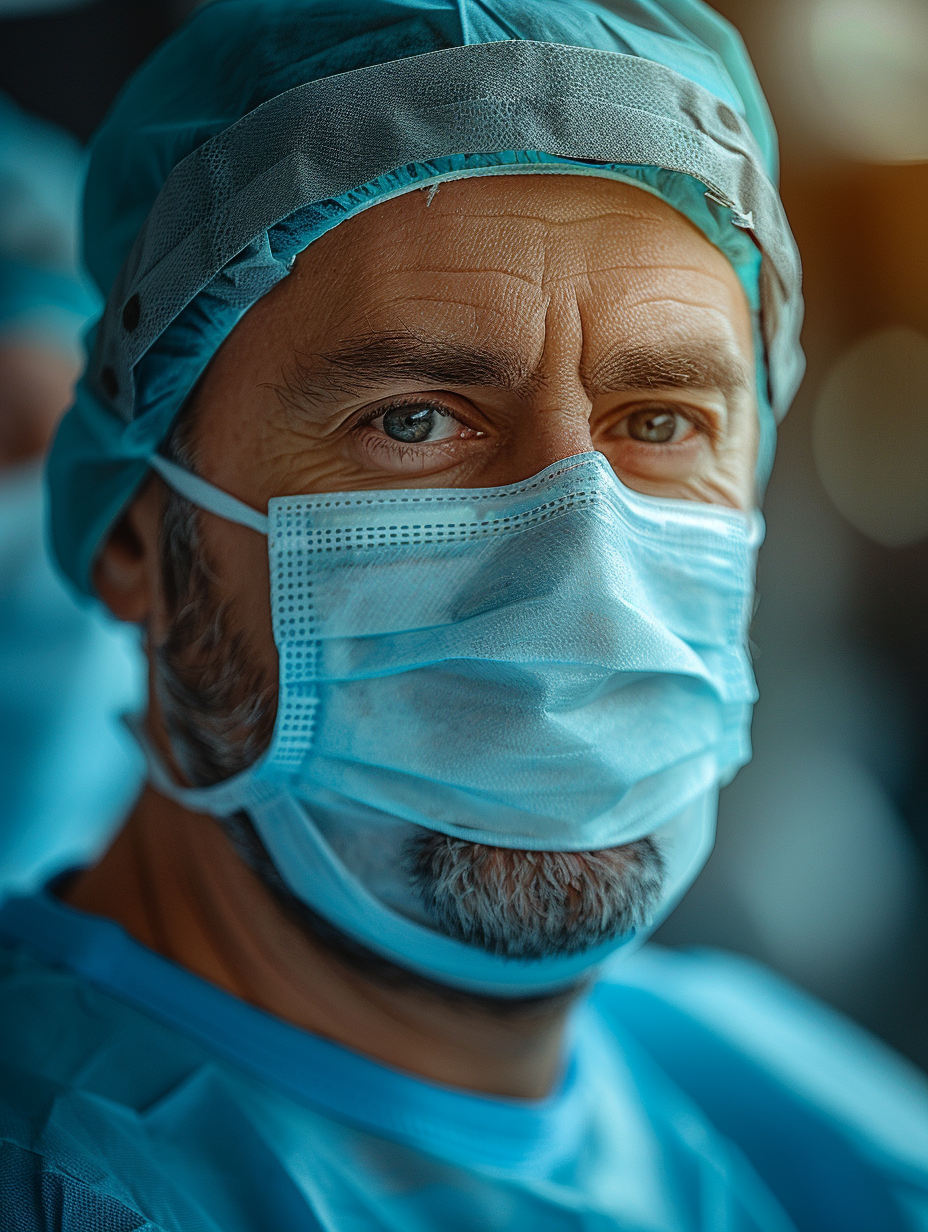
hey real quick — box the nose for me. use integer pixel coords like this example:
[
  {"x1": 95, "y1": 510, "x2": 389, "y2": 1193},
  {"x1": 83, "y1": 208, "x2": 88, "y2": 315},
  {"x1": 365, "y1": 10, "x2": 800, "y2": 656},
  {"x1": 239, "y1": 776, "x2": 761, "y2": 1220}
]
[
  {"x1": 494, "y1": 385, "x2": 596, "y2": 486},
  {"x1": 497, "y1": 286, "x2": 601, "y2": 483},
  {"x1": 476, "y1": 286, "x2": 600, "y2": 485}
]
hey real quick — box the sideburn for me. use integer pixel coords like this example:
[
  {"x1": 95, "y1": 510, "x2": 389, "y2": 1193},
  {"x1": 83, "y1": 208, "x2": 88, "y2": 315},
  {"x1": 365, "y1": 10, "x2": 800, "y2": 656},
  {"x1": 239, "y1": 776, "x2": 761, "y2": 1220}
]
[{"x1": 156, "y1": 449, "x2": 277, "y2": 788}]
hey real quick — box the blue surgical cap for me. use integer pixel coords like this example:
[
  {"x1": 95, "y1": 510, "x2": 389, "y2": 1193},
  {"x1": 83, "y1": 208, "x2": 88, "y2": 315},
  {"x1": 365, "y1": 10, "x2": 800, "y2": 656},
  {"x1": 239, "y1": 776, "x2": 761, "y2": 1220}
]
[
  {"x1": 0, "y1": 93, "x2": 100, "y2": 358},
  {"x1": 47, "y1": 0, "x2": 803, "y2": 598}
]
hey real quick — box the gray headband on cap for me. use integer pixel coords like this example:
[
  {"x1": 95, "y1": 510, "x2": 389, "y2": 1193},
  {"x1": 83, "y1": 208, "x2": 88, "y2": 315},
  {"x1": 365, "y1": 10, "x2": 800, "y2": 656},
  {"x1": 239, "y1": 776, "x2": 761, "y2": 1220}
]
[{"x1": 91, "y1": 39, "x2": 802, "y2": 426}]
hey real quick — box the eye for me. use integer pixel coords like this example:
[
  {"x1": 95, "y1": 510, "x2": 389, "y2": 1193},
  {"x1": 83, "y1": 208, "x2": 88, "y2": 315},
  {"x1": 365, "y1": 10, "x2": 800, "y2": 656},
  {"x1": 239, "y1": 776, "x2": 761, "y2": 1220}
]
[
  {"x1": 622, "y1": 408, "x2": 694, "y2": 444},
  {"x1": 373, "y1": 402, "x2": 471, "y2": 444}
]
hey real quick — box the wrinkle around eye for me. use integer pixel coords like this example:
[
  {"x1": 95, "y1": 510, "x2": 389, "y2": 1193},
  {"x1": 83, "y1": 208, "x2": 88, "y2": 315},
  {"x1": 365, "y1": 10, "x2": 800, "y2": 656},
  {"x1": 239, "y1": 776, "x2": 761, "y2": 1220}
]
[{"x1": 349, "y1": 431, "x2": 481, "y2": 476}]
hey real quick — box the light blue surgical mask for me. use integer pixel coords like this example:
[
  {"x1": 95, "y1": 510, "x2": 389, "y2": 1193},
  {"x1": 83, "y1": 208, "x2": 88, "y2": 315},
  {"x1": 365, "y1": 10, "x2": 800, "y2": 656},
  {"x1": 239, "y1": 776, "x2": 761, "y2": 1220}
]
[{"x1": 147, "y1": 451, "x2": 762, "y2": 994}]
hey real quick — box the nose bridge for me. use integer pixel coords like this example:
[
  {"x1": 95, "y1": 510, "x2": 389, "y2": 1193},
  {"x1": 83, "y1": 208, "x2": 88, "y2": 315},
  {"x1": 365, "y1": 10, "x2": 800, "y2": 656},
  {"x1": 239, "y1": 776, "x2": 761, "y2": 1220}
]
[{"x1": 514, "y1": 282, "x2": 595, "y2": 472}]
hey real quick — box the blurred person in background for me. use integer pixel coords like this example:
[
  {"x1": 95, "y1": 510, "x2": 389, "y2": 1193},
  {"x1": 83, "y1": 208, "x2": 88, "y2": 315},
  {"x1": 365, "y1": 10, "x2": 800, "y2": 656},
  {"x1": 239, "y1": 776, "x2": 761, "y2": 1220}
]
[
  {"x1": 1, "y1": 2, "x2": 928, "y2": 1230},
  {"x1": 0, "y1": 91, "x2": 142, "y2": 897}
]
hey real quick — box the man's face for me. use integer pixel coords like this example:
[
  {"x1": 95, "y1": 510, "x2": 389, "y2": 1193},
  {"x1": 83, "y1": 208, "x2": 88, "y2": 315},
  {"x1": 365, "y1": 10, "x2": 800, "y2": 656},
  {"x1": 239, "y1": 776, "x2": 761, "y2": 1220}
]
[
  {"x1": 175, "y1": 174, "x2": 757, "y2": 665},
  {"x1": 141, "y1": 174, "x2": 758, "y2": 969}
]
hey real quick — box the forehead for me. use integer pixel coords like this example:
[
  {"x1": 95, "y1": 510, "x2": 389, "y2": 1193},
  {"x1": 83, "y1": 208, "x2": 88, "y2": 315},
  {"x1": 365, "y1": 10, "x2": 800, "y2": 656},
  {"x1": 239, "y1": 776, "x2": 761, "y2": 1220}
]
[{"x1": 265, "y1": 174, "x2": 752, "y2": 356}]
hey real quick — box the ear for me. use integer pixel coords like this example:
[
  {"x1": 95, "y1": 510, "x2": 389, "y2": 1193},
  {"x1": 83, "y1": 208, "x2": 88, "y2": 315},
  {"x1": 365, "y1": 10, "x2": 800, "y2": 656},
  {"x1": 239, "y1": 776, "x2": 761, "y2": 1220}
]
[{"x1": 93, "y1": 475, "x2": 168, "y2": 635}]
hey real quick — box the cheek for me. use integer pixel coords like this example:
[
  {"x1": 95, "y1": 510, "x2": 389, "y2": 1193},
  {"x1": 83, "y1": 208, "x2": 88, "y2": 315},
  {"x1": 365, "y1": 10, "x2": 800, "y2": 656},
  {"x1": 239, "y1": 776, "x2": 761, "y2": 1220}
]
[
  {"x1": 201, "y1": 517, "x2": 279, "y2": 679},
  {"x1": 607, "y1": 435, "x2": 711, "y2": 482},
  {"x1": 253, "y1": 429, "x2": 352, "y2": 503},
  {"x1": 690, "y1": 411, "x2": 759, "y2": 510},
  {"x1": 722, "y1": 418, "x2": 760, "y2": 509}
]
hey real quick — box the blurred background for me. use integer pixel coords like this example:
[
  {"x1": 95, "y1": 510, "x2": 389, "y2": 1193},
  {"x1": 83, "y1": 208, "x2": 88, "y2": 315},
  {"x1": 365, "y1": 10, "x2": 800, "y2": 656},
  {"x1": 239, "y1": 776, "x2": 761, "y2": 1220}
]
[
  {"x1": 656, "y1": 0, "x2": 928, "y2": 1071},
  {"x1": 0, "y1": 0, "x2": 925, "y2": 1065}
]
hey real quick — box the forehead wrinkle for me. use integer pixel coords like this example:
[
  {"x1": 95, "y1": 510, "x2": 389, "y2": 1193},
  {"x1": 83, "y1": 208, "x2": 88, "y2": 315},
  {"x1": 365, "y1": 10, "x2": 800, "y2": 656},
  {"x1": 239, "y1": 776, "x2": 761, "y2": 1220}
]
[
  {"x1": 538, "y1": 259, "x2": 734, "y2": 293},
  {"x1": 393, "y1": 295, "x2": 543, "y2": 336},
  {"x1": 580, "y1": 262, "x2": 733, "y2": 280},
  {"x1": 403, "y1": 265, "x2": 546, "y2": 290},
  {"x1": 394, "y1": 294, "x2": 529, "y2": 313},
  {"x1": 430, "y1": 203, "x2": 672, "y2": 226},
  {"x1": 623, "y1": 297, "x2": 742, "y2": 314}
]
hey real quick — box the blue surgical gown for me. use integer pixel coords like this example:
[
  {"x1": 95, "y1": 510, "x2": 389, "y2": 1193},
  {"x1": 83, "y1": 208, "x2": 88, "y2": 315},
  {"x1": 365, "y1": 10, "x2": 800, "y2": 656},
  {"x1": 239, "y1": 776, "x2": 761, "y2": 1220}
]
[{"x1": 0, "y1": 889, "x2": 926, "y2": 1231}]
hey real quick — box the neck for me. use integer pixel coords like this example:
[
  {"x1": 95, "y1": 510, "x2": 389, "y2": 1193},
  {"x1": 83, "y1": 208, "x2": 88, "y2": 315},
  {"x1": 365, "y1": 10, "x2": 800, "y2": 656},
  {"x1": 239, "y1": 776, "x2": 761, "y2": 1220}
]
[{"x1": 63, "y1": 784, "x2": 573, "y2": 1099}]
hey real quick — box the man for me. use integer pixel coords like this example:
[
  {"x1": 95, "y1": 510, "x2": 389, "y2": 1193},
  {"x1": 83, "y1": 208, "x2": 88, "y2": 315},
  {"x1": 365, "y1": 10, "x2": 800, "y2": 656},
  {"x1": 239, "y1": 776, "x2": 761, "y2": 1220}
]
[
  {"x1": 0, "y1": 92, "x2": 142, "y2": 898},
  {"x1": 1, "y1": 2, "x2": 927, "y2": 1229}
]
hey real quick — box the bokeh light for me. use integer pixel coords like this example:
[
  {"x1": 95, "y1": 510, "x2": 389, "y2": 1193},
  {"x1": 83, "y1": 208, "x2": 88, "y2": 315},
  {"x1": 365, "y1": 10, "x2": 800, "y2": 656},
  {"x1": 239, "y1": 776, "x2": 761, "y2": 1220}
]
[
  {"x1": 813, "y1": 327, "x2": 928, "y2": 547},
  {"x1": 780, "y1": 0, "x2": 928, "y2": 162}
]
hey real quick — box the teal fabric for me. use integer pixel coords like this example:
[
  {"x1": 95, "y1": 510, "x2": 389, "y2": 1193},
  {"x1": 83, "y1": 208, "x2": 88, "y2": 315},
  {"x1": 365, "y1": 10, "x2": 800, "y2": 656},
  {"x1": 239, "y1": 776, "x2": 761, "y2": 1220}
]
[
  {"x1": 0, "y1": 92, "x2": 100, "y2": 355},
  {"x1": 2, "y1": 890, "x2": 927, "y2": 1231},
  {"x1": 0, "y1": 463, "x2": 143, "y2": 900},
  {"x1": 0, "y1": 94, "x2": 142, "y2": 903},
  {"x1": 45, "y1": 0, "x2": 788, "y2": 598}
]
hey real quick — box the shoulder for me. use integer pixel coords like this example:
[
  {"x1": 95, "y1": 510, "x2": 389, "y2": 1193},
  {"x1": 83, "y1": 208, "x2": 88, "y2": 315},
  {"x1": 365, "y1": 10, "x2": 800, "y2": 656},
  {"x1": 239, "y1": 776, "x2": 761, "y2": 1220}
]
[
  {"x1": 593, "y1": 945, "x2": 928, "y2": 1230},
  {"x1": 0, "y1": 941, "x2": 220, "y2": 1231},
  {"x1": 597, "y1": 944, "x2": 928, "y2": 1166},
  {"x1": 0, "y1": 1052, "x2": 177, "y2": 1232},
  {"x1": 0, "y1": 1136, "x2": 161, "y2": 1232},
  {"x1": 0, "y1": 938, "x2": 212, "y2": 1106},
  {"x1": 0, "y1": 940, "x2": 332, "y2": 1232}
]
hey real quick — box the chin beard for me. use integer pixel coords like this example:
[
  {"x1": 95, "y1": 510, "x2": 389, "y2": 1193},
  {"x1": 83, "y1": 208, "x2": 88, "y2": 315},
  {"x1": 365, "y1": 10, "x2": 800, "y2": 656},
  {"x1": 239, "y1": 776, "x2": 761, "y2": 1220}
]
[
  {"x1": 407, "y1": 829, "x2": 664, "y2": 960},
  {"x1": 153, "y1": 456, "x2": 666, "y2": 1001}
]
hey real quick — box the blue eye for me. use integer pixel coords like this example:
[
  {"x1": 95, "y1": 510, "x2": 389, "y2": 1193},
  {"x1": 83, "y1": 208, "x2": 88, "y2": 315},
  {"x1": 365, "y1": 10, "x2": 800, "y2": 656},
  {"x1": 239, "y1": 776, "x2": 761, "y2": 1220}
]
[
  {"x1": 380, "y1": 405, "x2": 453, "y2": 443},
  {"x1": 383, "y1": 405, "x2": 437, "y2": 442}
]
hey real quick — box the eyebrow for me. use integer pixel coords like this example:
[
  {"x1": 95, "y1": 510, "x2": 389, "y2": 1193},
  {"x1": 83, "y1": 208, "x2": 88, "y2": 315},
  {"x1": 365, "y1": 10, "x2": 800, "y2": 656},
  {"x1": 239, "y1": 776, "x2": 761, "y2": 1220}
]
[
  {"x1": 272, "y1": 329, "x2": 752, "y2": 412},
  {"x1": 582, "y1": 341, "x2": 753, "y2": 399},
  {"x1": 275, "y1": 330, "x2": 534, "y2": 409}
]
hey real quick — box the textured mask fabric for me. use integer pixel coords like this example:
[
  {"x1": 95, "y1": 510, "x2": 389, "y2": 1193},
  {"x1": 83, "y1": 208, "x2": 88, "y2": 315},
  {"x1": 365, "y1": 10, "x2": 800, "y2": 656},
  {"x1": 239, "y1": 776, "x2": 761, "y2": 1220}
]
[
  {"x1": 44, "y1": 0, "x2": 803, "y2": 598},
  {"x1": 146, "y1": 451, "x2": 760, "y2": 993}
]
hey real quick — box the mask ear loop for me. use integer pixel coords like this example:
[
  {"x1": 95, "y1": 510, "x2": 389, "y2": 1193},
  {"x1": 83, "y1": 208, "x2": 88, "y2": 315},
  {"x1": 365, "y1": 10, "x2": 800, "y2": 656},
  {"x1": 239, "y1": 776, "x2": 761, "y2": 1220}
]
[{"x1": 149, "y1": 455, "x2": 269, "y2": 535}]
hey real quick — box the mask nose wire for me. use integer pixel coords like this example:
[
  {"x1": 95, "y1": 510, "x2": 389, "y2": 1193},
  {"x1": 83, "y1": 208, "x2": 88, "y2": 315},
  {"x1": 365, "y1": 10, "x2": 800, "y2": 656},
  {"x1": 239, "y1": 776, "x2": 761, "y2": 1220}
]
[{"x1": 149, "y1": 454, "x2": 270, "y2": 536}]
